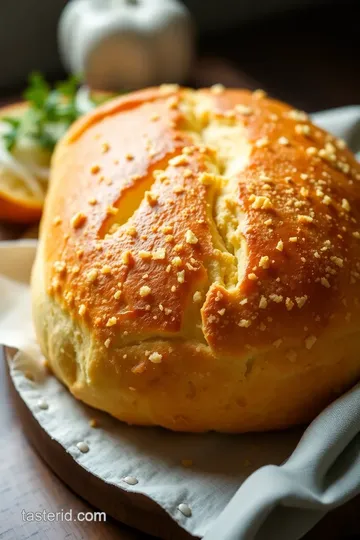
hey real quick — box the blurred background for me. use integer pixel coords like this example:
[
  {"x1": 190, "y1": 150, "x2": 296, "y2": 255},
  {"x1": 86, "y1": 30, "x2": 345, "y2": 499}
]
[{"x1": 0, "y1": 0, "x2": 359, "y2": 112}]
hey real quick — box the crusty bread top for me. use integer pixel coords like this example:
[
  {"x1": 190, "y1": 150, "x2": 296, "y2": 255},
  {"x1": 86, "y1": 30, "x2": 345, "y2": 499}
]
[{"x1": 41, "y1": 85, "x2": 360, "y2": 361}]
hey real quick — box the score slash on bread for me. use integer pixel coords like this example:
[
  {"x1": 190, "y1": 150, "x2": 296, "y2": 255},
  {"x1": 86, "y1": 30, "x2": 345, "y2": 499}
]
[{"x1": 31, "y1": 85, "x2": 360, "y2": 433}]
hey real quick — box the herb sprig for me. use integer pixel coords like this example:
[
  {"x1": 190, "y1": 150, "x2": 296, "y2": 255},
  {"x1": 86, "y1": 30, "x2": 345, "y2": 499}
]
[
  {"x1": 1, "y1": 73, "x2": 111, "y2": 153},
  {"x1": 1, "y1": 117, "x2": 21, "y2": 151}
]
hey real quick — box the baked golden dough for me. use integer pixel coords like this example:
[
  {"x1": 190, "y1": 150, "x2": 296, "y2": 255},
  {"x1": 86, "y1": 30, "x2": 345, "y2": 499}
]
[{"x1": 31, "y1": 85, "x2": 360, "y2": 432}]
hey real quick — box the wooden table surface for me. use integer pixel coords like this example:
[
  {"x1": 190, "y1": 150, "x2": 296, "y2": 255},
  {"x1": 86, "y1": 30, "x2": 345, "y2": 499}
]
[{"x1": 1, "y1": 4, "x2": 360, "y2": 538}]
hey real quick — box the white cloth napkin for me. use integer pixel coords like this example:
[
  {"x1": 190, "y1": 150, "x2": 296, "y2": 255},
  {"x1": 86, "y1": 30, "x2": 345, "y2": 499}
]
[{"x1": 1, "y1": 106, "x2": 360, "y2": 540}]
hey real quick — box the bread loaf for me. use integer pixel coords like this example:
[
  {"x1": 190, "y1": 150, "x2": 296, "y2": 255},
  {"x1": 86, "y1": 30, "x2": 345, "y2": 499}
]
[{"x1": 31, "y1": 85, "x2": 360, "y2": 432}]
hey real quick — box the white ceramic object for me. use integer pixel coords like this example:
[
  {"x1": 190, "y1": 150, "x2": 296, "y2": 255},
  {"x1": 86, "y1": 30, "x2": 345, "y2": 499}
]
[{"x1": 58, "y1": 0, "x2": 195, "y2": 91}]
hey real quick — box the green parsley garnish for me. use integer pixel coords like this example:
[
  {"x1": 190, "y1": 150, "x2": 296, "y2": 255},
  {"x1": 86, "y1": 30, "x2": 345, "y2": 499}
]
[
  {"x1": 1, "y1": 117, "x2": 22, "y2": 151},
  {"x1": 1, "y1": 73, "x2": 115, "y2": 153}
]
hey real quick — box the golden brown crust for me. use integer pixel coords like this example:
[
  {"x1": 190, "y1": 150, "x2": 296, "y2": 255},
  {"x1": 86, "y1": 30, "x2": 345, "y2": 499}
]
[{"x1": 32, "y1": 85, "x2": 360, "y2": 432}]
